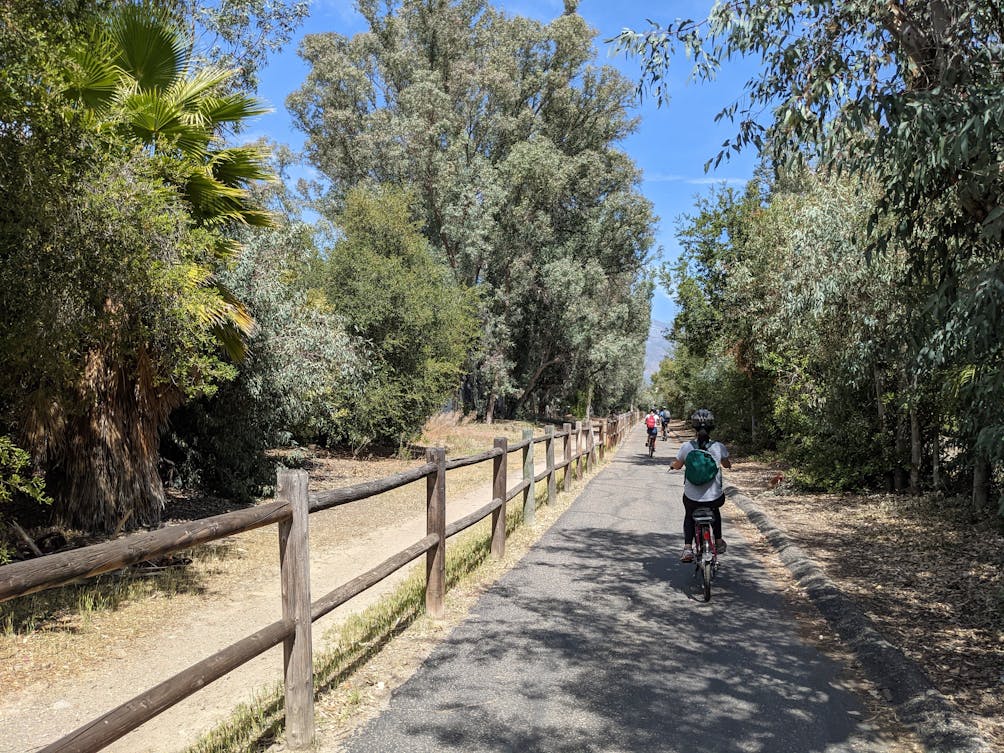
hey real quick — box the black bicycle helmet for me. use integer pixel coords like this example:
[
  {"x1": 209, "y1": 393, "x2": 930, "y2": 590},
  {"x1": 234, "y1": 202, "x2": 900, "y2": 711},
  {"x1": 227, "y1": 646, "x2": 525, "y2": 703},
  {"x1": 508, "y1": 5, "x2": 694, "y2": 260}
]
[{"x1": 690, "y1": 408, "x2": 715, "y2": 430}]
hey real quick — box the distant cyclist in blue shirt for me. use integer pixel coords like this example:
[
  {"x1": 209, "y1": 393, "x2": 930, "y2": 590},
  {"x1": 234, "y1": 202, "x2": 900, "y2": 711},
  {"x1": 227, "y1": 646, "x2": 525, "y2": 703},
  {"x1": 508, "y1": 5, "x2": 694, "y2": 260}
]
[{"x1": 658, "y1": 407, "x2": 671, "y2": 438}]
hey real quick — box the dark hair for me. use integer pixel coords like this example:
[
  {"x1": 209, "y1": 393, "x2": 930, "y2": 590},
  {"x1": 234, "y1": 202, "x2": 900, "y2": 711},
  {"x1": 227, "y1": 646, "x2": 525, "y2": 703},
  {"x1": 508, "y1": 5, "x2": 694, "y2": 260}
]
[{"x1": 696, "y1": 427, "x2": 711, "y2": 448}]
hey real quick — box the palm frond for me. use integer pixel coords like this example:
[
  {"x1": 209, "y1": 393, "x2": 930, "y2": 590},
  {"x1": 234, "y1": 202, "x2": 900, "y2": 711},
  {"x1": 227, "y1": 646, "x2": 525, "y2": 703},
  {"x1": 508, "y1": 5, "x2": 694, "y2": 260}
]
[
  {"x1": 197, "y1": 92, "x2": 271, "y2": 127},
  {"x1": 65, "y1": 29, "x2": 122, "y2": 113},
  {"x1": 167, "y1": 68, "x2": 236, "y2": 118},
  {"x1": 110, "y1": 4, "x2": 188, "y2": 93},
  {"x1": 208, "y1": 146, "x2": 274, "y2": 187}
]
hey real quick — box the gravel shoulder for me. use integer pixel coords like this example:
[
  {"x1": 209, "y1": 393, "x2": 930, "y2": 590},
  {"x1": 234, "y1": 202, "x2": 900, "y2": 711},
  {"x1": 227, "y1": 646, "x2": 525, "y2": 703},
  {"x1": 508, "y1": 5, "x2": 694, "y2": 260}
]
[{"x1": 724, "y1": 455, "x2": 1004, "y2": 751}]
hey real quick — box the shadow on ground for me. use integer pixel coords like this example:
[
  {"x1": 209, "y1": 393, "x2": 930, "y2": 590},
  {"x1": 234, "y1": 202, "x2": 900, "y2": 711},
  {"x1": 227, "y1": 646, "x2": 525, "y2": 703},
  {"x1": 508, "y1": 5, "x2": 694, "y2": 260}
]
[{"x1": 346, "y1": 511, "x2": 894, "y2": 753}]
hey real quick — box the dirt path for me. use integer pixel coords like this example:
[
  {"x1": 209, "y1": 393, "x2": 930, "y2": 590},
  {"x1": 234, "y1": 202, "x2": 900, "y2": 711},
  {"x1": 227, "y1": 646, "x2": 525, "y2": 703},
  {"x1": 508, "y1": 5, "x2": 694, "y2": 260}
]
[{"x1": 0, "y1": 460, "x2": 541, "y2": 753}]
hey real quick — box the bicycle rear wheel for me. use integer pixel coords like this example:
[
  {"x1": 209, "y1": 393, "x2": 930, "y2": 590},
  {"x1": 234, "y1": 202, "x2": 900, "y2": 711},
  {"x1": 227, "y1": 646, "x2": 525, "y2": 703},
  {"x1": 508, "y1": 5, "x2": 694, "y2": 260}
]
[{"x1": 697, "y1": 525, "x2": 713, "y2": 601}]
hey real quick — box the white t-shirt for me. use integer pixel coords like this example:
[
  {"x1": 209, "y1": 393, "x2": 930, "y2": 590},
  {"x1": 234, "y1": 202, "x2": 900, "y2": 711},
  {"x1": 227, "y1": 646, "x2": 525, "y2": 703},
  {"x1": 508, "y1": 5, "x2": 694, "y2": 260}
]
[{"x1": 676, "y1": 440, "x2": 729, "y2": 501}]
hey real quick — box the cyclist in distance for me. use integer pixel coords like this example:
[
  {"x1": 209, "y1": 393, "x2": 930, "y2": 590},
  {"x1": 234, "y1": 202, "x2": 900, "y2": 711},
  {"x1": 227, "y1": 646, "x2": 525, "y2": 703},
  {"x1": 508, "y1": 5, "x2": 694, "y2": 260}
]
[
  {"x1": 658, "y1": 407, "x2": 671, "y2": 439},
  {"x1": 644, "y1": 408, "x2": 659, "y2": 452},
  {"x1": 670, "y1": 408, "x2": 731, "y2": 563}
]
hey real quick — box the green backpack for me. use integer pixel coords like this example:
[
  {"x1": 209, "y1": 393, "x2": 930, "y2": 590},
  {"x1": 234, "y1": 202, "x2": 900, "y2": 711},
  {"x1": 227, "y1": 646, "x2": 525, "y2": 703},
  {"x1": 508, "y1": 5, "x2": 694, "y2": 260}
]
[{"x1": 684, "y1": 441, "x2": 719, "y2": 485}]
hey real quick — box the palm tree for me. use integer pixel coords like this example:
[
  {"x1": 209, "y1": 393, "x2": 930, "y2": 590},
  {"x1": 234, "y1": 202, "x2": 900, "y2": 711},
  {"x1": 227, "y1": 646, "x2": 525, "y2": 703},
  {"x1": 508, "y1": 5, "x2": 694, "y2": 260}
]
[{"x1": 30, "y1": 4, "x2": 275, "y2": 531}]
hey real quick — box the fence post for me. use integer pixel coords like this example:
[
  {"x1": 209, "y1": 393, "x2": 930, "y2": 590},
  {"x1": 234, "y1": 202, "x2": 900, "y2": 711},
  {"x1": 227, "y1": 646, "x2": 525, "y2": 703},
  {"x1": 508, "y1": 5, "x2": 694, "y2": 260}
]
[
  {"x1": 573, "y1": 421, "x2": 583, "y2": 479},
  {"x1": 492, "y1": 437, "x2": 507, "y2": 559},
  {"x1": 562, "y1": 423, "x2": 572, "y2": 492},
  {"x1": 277, "y1": 468, "x2": 314, "y2": 749},
  {"x1": 598, "y1": 420, "x2": 606, "y2": 462},
  {"x1": 425, "y1": 447, "x2": 446, "y2": 619},
  {"x1": 589, "y1": 421, "x2": 598, "y2": 467},
  {"x1": 545, "y1": 425, "x2": 556, "y2": 505},
  {"x1": 521, "y1": 429, "x2": 535, "y2": 526}
]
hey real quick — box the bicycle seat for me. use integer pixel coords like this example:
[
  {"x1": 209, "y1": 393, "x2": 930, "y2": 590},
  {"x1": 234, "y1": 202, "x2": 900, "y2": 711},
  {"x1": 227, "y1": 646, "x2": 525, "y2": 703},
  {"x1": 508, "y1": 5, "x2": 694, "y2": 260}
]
[{"x1": 691, "y1": 507, "x2": 715, "y2": 524}]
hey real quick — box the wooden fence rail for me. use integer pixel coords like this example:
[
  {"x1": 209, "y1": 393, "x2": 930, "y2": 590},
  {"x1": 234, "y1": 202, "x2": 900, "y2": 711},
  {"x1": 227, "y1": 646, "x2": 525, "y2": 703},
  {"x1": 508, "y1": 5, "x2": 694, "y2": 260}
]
[{"x1": 0, "y1": 411, "x2": 640, "y2": 753}]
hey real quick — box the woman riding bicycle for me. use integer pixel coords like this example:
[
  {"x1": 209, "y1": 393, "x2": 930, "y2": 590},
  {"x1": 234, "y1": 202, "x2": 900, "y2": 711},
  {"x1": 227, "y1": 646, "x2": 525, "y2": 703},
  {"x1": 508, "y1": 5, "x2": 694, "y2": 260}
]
[
  {"x1": 670, "y1": 408, "x2": 731, "y2": 563},
  {"x1": 644, "y1": 408, "x2": 659, "y2": 453}
]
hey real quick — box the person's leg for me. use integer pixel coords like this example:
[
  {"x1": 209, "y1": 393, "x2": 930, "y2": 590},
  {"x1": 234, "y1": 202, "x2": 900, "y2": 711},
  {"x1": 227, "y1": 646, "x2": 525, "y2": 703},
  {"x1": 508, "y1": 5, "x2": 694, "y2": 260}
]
[
  {"x1": 711, "y1": 495, "x2": 726, "y2": 551},
  {"x1": 682, "y1": 496, "x2": 697, "y2": 546},
  {"x1": 681, "y1": 497, "x2": 700, "y2": 562}
]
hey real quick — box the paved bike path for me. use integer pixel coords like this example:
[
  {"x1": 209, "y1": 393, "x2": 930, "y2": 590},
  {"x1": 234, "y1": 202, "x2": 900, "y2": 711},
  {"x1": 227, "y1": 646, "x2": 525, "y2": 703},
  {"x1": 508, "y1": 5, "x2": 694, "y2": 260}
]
[{"x1": 341, "y1": 426, "x2": 898, "y2": 753}]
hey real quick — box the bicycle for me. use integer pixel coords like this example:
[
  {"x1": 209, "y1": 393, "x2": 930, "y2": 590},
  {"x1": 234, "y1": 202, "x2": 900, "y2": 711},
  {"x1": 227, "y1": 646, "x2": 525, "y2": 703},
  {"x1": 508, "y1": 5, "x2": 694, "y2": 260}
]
[
  {"x1": 646, "y1": 431, "x2": 656, "y2": 457},
  {"x1": 691, "y1": 506, "x2": 719, "y2": 601},
  {"x1": 660, "y1": 422, "x2": 669, "y2": 441}
]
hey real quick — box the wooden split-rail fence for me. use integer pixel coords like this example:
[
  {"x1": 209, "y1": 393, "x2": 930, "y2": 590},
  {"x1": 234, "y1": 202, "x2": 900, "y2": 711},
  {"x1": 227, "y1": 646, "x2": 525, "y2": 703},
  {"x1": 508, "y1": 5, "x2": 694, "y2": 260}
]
[{"x1": 0, "y1": 411, "x2": 640, "y2": 753}]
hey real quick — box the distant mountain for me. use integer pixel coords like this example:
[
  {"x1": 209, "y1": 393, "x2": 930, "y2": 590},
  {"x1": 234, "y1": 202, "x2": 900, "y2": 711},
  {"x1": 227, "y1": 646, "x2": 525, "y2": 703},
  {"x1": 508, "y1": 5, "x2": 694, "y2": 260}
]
[{"x1": 644, "y1": 319, "x2": 672, "y2": 379}]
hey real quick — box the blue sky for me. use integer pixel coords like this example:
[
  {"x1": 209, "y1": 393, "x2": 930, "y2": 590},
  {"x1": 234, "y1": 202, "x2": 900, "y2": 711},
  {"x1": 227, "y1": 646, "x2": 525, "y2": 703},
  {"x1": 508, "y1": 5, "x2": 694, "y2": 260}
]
[{"x1": 248, "y1": 0, "x2": 759, "y2": 327}]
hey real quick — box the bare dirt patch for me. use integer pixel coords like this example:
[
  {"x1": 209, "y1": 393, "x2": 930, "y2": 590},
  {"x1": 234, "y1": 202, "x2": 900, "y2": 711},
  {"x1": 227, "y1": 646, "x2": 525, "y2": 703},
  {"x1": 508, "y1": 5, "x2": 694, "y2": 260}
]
[{"x1": 726, "y1": 457, "x2": 1004, "y2": 751}]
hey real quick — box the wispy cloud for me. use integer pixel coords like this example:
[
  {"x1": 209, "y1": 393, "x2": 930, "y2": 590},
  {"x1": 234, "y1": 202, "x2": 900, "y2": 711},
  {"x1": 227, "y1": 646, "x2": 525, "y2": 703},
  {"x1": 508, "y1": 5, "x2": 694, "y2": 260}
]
[
  {"x1": 644, "y1": 172, "x2": 746, "y2": 186},
  {"x1": 686, "y1": 177, "x2": 747, "y2": 186}
]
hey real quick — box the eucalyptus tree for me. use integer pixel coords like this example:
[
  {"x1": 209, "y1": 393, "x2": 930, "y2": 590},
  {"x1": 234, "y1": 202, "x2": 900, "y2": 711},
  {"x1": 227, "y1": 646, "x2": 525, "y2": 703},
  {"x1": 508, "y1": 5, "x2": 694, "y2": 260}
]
[{"x1": 289, "y1": 0, "x2": 655, "y2": 419}]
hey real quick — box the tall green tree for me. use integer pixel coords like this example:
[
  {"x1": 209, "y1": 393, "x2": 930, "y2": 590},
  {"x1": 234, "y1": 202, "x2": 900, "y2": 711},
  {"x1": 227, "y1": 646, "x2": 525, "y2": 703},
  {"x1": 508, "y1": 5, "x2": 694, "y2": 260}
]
[{"x1": 289, "y1": 0, "x2": 655, "y2": 419}]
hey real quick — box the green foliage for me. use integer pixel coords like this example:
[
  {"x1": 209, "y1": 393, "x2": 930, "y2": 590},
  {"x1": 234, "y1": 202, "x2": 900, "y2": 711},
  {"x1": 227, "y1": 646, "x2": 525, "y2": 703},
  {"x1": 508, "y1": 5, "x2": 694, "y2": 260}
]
[
  {"x1": 311, "y1": 185, "x2": 478, "y2": 448},
  {"x1": 180, "y1": 0, "x2": 309, "y2": 91},
  {"x1": 655, "y1": 347, "x2": 770, "y2": 452},
  {"x1": 662, "y1": 169, "x2": 994, "y2": 495},
  {"x1": 164, "y1": 217, "x2": 364, "y2": 500},
  {"x1": 0, "y1": 436, "x2": 50, "y2": 565},
  {"x1": 0, "y1": 438, "x2": 48, "y2": 508},
  {"x1": 620, "y1": 1, "x2": 1004, "y2": 504},
  {"x1": 290, "y1": 1, "x2": 655, "y2": 418}
]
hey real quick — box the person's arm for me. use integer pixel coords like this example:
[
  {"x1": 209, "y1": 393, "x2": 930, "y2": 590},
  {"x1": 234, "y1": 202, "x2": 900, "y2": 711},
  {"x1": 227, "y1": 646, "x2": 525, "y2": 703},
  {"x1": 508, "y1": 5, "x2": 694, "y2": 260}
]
[
  {"x1": 671, "y1": 459, "x2": 684, "y2": 470},
  {"x1": 718, "y1": 442, "x2": 732, "y2": 469}
]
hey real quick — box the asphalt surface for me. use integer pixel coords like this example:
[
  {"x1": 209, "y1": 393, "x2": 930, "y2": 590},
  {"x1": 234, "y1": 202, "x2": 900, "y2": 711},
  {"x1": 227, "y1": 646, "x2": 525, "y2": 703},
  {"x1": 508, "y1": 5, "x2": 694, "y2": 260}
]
[{"x1": 342, "y1": 427, "x2": 899, "y2": 753}]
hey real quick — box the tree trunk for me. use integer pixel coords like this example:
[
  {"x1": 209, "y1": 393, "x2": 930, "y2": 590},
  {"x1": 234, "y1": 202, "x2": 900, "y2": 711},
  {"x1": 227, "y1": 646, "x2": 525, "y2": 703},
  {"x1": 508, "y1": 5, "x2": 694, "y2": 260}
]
[
  {"x1": 894, "y1": 409, "x2": 907, "y2": 493},
  {"x1": 512, "y1": 355, "x2": 559, "y2": 415},
  {"x1": 909, "y1": 405, "x2": 922, "y2": 494},
  {"x1": 932, "y1": 430, "x2": 941, "y2": 490},
  {"x1": 44, "y1": 347, "x2": 181, "y2": 532},
  {"x1": 874, "y1": 366, "x2": 886, "y2": 429},
  {"x1": 874, "y1": 366, "x2": 893, "y2": 490},
  {"x1": 973, "y1": 456, "x2": 990, "y2": 517},
  {"x1": 485, "y1": 393, "x2": 496, "y2": 425}
]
